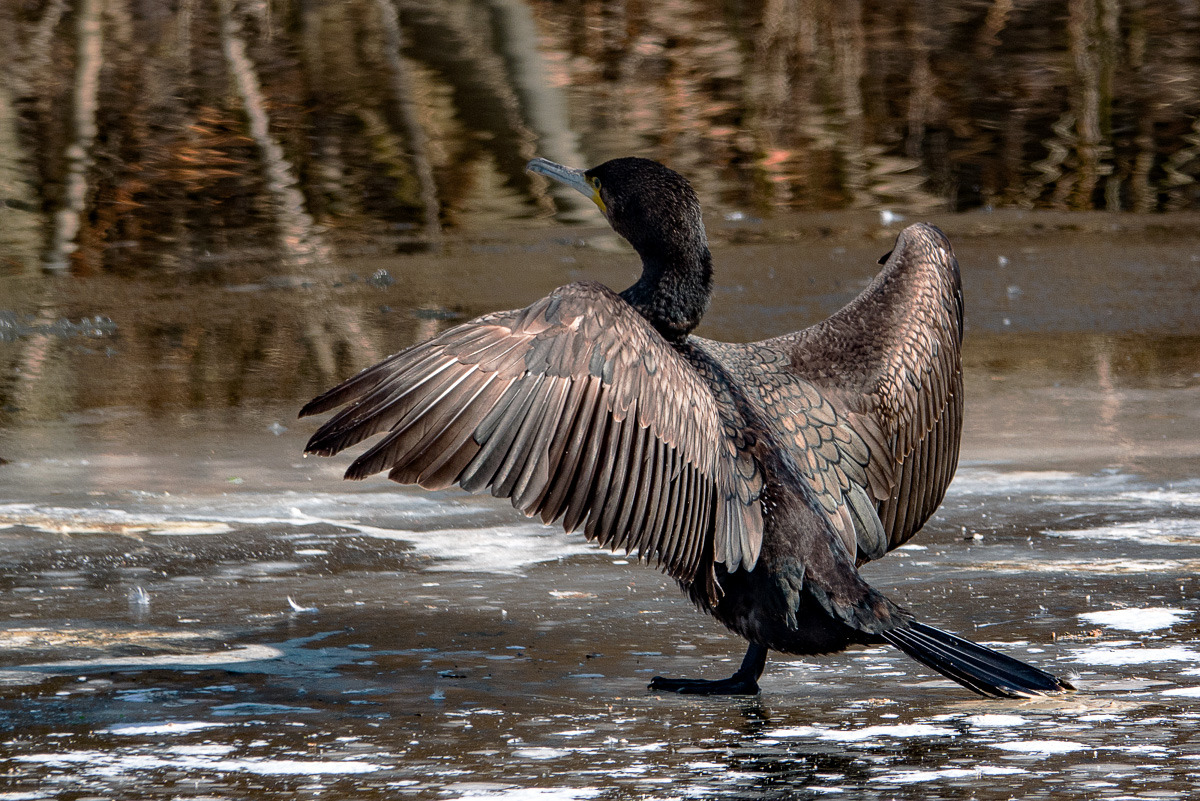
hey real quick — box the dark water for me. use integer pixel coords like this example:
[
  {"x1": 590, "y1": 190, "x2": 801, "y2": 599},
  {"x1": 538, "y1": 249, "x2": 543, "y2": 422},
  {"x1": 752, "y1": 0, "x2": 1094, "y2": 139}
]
[{"x1": 1, "y1": 213, "x2": 1199, "y2": 798}]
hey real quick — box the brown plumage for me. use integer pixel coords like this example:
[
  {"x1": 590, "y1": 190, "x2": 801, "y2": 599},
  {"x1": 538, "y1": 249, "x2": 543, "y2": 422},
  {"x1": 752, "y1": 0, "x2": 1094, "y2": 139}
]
[{"x1": 301, "y1": 156, "x2": 1072, "y2": 698}]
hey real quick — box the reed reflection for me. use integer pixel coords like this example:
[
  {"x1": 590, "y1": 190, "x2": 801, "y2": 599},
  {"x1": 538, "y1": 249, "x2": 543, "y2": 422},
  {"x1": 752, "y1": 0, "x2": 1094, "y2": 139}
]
[{"x1": 1, "y1": 0, "x2": 1198, "y2": 274}]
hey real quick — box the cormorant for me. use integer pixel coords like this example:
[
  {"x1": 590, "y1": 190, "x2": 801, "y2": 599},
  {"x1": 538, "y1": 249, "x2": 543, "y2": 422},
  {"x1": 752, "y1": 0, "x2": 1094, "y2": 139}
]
[{"x1": 301, "y1": 156, "x2": 1073, "y2": 698}]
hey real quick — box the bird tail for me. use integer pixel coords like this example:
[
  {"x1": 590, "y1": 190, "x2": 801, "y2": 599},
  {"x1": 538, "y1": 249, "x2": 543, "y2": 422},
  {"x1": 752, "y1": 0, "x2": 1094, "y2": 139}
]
[{"x1": 881, "y1": 620, "x2": 1074, "y2": 698}]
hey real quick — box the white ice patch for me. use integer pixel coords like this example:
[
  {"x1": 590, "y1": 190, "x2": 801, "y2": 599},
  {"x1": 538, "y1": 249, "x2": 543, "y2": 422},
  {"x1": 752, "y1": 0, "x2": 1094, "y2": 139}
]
[
  {"x1": 210, "y1": 702, "x2": 314, "y2": 717},
  {"x1": 103, "y1": 721, "x2": 228, "y2": 736},
  {"x1": 1078, "y1": 607, "x2": 1192, "y2": 632},
  {"x1": 974, "y1": 558, "x2": 1200, "y2": 575},
  {"x1": 0, "y1": 644, "x2": 282, "y2": 677},
  {"x1": 1047, "y1": 519, "x2": 1200, "y2": 547},
  {"x1": 0, "y1": 492, "x2": 456, "y2": 537},
  {"x1": 442, "y1": 790, "x2": 601, "y2": 801},
  {"x1": 1116, "y1": 488, "x2": 1200, "y2": 509},
  {"x1": 167, "y1": 744, "x2": 236, "y2": 756},
  {"x1": 354, "y1": 523, "x2": 595, "y2": 573},
  {"x1": 14, "y1": 750, "x2": 382, "y2": 775},
  {"x1": 510, "y1": 748, "x2": 573, "y2": 760},
  {"x1": 950, "y1": 468, "x2": 1082, "y2": 495},
  {"x1": 0, "y1": 494, "x2": 598, "y2": 573},
  {"x1": 0, "y1": 504, "x2": 233, "y2": 536},
  {"x1": 871, "y1": 765, "x2": 1026, "y2": 784},
  {"x1": 963, "y1": 714, "x2": 1028, "y2": 728},
  {"x1": 1070, "y1": 645, "x2": 1200, "y2": 666},
  {"x1": 767, "y1": 724, "x2": 957, "y2": 743},
  {"x1": 1161, "y1": 686, "x2": 1200, "y2": 697},
  {"x1": 624, "y1": 742, "x2": 666, "y2": 752},
  {"x1": 992, "y1": 740, "x2": 1085, "y2": 755},
  {"x1": 214, "y1": 758, "x2": 381, "y2": 775}
]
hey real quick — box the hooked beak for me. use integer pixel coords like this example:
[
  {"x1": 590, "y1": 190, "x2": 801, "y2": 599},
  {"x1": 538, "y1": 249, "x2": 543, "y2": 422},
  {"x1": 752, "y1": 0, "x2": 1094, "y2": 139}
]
[{"x1": 527, "y1": 158, "x2": 606, "y2": 214}]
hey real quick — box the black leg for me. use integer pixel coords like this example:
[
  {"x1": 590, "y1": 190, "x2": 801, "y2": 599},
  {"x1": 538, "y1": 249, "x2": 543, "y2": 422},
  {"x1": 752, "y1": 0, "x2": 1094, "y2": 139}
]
[{"x1": 648, "y1": 642, "x2": 768, "y2": 695}]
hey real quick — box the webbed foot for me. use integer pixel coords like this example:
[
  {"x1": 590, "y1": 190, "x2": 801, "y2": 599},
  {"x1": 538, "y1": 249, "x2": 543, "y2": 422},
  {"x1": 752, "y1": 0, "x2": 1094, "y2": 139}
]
[
  {"x1": 648, "y1": 674, "x2": 760, "y2": 695},
  {"x1": 647, "y1": 642, "x2": 768, "y2": 696}
]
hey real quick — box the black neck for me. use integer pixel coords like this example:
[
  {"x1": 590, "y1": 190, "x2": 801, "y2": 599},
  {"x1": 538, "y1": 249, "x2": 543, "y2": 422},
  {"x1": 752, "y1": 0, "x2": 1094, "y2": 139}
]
[{"x1": 619, "y1": 245, "x2": 713, "y2": 343}]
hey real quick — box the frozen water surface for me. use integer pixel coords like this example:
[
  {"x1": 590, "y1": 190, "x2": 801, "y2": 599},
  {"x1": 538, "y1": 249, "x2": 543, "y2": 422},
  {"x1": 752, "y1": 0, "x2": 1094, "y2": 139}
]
[
  {"x1": 2, "y1": 217, "x2": 1200, "y2": 798},
  {"x1": 1078, "y1": 608, "x2": 1192, "y2": 632}
]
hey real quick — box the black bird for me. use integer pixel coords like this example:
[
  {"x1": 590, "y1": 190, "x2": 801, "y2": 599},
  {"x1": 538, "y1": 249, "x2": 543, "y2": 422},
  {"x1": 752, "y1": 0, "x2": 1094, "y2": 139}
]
[{"x1": 301, "y1": 156, "x2": 1073, "y2": 698}]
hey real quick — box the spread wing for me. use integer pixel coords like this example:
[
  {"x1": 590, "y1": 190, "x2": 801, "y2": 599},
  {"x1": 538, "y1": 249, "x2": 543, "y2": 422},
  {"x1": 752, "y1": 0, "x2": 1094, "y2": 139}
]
[
  {"x1": 300, "y1": 281, "x2": 764, "y2": 590},
  {"x1": 688, "y1": 340, "x2": 886, "y2": 565},
  {"x1": 776, "y1": 223, "x2": 964, "y2": 562}
]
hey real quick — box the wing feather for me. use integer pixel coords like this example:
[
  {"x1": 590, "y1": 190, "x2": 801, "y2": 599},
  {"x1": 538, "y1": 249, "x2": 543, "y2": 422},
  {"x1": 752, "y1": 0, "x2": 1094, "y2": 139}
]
[
  {"x1": 677, "y1": 466, "x2": 706, "y2": 574},
  {"x1": 512, "y1": 377, "x2": 574, "y2": 510},
  {"x1": 493, "y1": 376, "x2": 557, "y2": 498},
  {"x1": 618, "y1": 424, "x2": 655, "y2": 553},
  {"x1": 775, "y1": 223, "x2": 964, "y2": 561},
  {"x1": 302, "y1": 281, "x2": 764, "y2": 590},
  {"x1": 410, "y1": 376, "x2": 509, "y2": 489},
  {"x1": 653, "y1": 443, "x2": 681, "y2": 563},
  {"x1": 585, "y1": 410, "x2": 627, "y2": 547},
  {"x1": 538, "y1": 377, "x2": 603, "y2": 523},
  {"x1": 562, "y1": 389, "x2": 613, "y2": 533},
  {"x1": 380, "y1": 370, "x2": 499, "y2": 485}
]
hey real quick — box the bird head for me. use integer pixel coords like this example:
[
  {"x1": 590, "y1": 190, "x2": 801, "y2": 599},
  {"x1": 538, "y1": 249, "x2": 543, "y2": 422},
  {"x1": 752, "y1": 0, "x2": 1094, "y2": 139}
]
[{"x1": 527, "y1": 157, "x2": 709, "y2": 272}]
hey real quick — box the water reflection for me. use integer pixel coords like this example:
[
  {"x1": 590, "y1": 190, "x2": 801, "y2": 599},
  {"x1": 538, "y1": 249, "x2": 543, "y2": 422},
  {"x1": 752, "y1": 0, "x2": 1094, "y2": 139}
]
[
  {"x1": 3, "y1": 214, "x2": 1197, "y2": 435},
  {"x1": 3, "y1": 1, "x2": 1200, "y2": 273}
]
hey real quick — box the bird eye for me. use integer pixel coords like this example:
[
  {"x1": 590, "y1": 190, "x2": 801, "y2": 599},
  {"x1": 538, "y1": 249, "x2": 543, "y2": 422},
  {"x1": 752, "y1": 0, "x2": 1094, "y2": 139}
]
[{"x1": 587, "y1": 175, "x2": 607, "y2": 214}]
